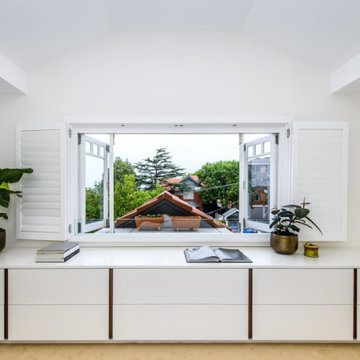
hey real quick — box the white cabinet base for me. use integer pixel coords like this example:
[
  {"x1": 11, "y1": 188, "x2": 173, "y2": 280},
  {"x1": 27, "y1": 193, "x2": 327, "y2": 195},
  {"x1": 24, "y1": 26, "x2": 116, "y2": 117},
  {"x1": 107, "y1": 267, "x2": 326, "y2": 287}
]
[
  {"x1": 9, "y1": 305, "x2": 109, "y2": 341},
  {"x1": 114, "y1": 305, "x2": 248, "y2": 341},
  {"x1": 253, "y1": 305, "x2": 353, "y2": 341}
]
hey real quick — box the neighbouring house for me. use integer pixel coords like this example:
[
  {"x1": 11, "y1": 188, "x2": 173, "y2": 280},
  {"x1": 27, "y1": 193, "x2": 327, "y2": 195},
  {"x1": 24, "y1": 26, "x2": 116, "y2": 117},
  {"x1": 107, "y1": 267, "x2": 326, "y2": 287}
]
[
  {"x1": 222, "y1": 207, "x2": 240, "y2": 232},
  {"x1": 162, "y1": 175, "x2": 204, "y2": 211},
  {"x1": 114, "y1": 191, "x2": 233, "y2": 233}
]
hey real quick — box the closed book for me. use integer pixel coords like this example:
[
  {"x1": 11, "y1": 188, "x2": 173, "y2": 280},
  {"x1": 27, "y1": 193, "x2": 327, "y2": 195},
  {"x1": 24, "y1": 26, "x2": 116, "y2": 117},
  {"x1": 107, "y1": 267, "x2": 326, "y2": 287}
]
[
  {"x1": 36, "y1": 245, "x2": 79, "y2": 259},
  {"x1": 37, "y1": 242, "x2": 79, "y2": 254},
  {"x1": 36, "y1": 249, "x2": 80, "y2": 263}
]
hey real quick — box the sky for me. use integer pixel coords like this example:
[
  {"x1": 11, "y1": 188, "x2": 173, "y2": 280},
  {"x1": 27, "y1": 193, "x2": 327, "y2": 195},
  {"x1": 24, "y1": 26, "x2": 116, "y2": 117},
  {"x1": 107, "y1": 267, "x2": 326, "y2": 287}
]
[{"x1": 85, "y1": 133, "x2": 267, "y2": 188}]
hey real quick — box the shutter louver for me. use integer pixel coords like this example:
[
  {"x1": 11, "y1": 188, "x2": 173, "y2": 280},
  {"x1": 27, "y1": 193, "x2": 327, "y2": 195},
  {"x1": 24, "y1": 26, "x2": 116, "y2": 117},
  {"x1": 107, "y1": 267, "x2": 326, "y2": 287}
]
[
  {"x1": 17, "y1": 125, "x2": 68, "y2": 241},
  {"x1": 292, "y1": 122, "x2": 348, "y2": 242}
]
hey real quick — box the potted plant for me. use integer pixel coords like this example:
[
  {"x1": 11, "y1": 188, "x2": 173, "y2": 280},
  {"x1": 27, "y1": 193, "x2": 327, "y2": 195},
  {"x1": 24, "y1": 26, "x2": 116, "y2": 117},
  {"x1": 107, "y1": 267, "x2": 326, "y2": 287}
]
[
  {"x1": 171, "y1": 216, "x2": 202, "y2": 232},
  {"x1": 0, "y1": 168, "x2": 33, "y2": 251},
  {"x1": 135, "y1": 214, "x2": 164, "y2": 231},
  {"x1": 269, "y1": 199, "x2": 322, "y2": 255}
]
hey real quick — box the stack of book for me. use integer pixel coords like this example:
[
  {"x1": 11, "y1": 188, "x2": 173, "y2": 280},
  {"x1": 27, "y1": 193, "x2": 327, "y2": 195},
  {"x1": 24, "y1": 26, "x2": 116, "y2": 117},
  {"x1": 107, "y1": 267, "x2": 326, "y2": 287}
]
[{"x1": 36, "y1": 242, "x2": 80, "y2": 263}]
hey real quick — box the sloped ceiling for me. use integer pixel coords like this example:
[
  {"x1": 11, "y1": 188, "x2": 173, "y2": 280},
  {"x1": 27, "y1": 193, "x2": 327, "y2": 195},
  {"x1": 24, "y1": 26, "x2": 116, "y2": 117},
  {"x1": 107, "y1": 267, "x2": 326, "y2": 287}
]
[{"x1": 0, "y1": 0, "x2": 360, "y2": 92}]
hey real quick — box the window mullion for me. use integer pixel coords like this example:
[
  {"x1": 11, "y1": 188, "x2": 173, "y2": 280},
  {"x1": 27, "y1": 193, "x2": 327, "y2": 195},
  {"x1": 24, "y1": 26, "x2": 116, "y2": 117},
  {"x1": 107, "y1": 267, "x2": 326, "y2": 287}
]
[{"x1": 109, "y1": 134, "x2": 115, "y2": 234}]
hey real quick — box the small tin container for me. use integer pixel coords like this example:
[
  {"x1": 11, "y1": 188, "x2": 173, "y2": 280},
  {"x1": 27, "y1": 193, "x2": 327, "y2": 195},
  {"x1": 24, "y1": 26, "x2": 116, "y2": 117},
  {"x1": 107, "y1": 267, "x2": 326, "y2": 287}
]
[{"x1": 304, "y1": 242, "x2": 319, "y2": 258}]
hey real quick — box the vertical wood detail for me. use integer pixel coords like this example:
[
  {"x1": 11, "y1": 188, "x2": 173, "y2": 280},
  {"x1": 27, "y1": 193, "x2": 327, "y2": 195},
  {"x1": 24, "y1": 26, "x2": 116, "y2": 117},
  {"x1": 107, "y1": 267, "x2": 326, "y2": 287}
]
[
  {"x1": 109, "y1": 269, "x2": 113, "y2": 340},
  {"x1": 354, "y1": 268, "x2": 357, "y2": 340},
  {"x1": 248, "y1": 268, "x2": 253, "y2": 339},
  {"x1": 4, "y1": 269, "x2": 8, "y2": 340}
]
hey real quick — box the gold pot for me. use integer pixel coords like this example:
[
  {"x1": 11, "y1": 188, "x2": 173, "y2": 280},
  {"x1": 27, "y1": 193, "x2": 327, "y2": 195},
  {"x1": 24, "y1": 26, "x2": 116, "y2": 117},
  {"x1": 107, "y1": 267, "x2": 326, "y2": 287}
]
[{"x1": 270, "y1": 233, "x2": 298, "y2": 255}]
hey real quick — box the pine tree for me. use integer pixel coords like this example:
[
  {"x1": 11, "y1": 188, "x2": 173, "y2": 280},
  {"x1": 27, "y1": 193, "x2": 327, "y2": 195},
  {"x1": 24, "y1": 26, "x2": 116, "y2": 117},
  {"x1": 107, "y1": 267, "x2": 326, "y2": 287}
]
[{"x1": 134, "y1": 148, "x2": 185, "y2": 190}]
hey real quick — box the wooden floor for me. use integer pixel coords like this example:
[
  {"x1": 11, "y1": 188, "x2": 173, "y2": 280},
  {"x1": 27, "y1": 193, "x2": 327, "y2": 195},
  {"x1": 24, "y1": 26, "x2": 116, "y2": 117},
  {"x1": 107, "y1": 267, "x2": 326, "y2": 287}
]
[{"x1": 0, "y1": 344, "x2": 360, "y2": 360}]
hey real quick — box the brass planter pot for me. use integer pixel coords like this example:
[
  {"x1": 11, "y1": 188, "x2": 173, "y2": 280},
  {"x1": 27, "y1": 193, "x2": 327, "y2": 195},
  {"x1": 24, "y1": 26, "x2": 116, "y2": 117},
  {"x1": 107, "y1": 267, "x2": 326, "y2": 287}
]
[{"x1": 270, "y1": 233, "x2": 298, "y2": 255}]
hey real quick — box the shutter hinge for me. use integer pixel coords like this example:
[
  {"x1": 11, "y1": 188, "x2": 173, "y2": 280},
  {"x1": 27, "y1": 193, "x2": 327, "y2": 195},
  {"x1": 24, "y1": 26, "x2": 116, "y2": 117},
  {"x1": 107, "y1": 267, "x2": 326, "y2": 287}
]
[
  {"x1": 287, "y1": 128, "x2": 291, "y2": 138},
  {"x1": 68, "y1": 128, "x2": 72, "y2": 138},
  {"x1": 77, "y1": 222, "x2": 82, "y2": 234},
  {"x1": 78, "y1": 134, "x2": 82, "y2": 145},
  {"x1": 68, "y1": 224, "x2": 72, "y2": 234},
  {"x1": 106, "y1": 144, "x2": 110, "y2": 153},
  {"x1": 242, "y1": 218, "x2": 246, "y2": 231},
  {"x1": 243, "y1": 143, "x2": 247, "y2": 152},
  {"x1": 275, "y1": 134, "x2": 279, "y2": 145},
  {"x1": 106, "y1": 218, "x2": 110, "y2": 227}
]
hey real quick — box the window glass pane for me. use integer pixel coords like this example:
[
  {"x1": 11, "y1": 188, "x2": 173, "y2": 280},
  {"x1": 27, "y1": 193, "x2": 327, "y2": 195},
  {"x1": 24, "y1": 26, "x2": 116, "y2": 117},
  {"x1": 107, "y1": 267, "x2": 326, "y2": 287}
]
[
  {"x1": 255, "y1": 143, "x2": 262, "y2": 155},
  {"x1": 85, "y1": 155, "x2": 104, "y2": 224},
  {"x1": 248, "y1": 146, "x2": 254, "y2": 156},
  {"x1": 85, "y1": 141, "x2": 91, "y2": 154},
  {"x1": 99, "y1": 146, "x2": 104, "y2": 157},
  {"x1": 248, "y1": 155, "x2": 270, "y2": 224},
  {"x1": 264, "y1": 141, "x2": 270, "y2": 153}
]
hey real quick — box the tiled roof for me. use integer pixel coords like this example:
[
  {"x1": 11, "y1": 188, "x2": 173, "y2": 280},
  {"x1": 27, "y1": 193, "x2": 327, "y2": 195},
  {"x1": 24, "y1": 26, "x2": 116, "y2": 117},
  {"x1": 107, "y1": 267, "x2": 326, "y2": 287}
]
[
  {"x1": 164, "y1": 175, "x2": 200, "y2": 184},
  {"x1": 114, "y1": 191, "x2": 232, "y2": 231}
]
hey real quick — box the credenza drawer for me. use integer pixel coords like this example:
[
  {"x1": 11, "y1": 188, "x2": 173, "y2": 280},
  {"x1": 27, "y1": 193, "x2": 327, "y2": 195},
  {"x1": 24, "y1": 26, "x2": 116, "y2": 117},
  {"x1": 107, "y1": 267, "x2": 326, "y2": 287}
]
[
  {"x1": 114, "y1": 269, "x2": 248, "y2": 304},
  {"x1": 8, "y1": 305, "x2": 108, "y2": 341},
  {"x1": 9, "y1": 269, "x2": 108, "y2": 305},
  {"x1": 114, "y1": 304, "x2": 248, "y2": 341},
  {"x1": 253, "y1": 304, "x2": 353, "y2": 341},
  {"x1": 253, "y1": 269, "x2": 353, "y2": 305}
]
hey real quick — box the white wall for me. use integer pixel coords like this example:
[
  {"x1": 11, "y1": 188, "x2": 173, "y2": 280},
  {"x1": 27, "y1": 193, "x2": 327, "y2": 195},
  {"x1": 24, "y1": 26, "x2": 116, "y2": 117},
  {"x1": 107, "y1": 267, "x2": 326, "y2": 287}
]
[{"x1": 0, "y1": 31, "x2": 360, "y2": 247}]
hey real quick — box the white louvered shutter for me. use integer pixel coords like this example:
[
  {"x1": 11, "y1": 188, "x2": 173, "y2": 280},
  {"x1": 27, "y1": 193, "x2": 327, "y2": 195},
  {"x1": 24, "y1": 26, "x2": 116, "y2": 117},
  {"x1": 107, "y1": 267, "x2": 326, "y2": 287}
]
[
  {"x1": 16, "y1": 124, "x2": 69, "y2": 241},
  {"x1": 291, "y1": 122, "x2": 348, "y2": 242}
]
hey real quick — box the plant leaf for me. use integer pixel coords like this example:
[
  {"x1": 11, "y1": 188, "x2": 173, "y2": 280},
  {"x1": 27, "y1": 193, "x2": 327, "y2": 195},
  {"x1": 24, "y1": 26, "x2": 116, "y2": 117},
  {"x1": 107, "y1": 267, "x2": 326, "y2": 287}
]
[
  {"x1": 282, "y1": 204, "x2": 301, "y2": 209},
  {"x1": 294, "y1": 220, "x2": 313, "y2": 229},
  {"x1": 0, "y1": 168, "x2": 33, "y2": 184},
  {"x1": 295, "y1": 208, "x2": 310, "y2": 219},
  {"x1": 279, "y1": 210, "x2": 294, "y2": 218},
  {"x1": 305, "y1": 216, "x2": 323, "y2": 235},
  {"x1": 270, "y1": 217, "x2": 280, "y2": 228},
  {"x1": 0, "y1": 188, "x2": 10, "y2": 208},
  {"x1": 0, "y1": 213, "x2": 8, "y2": 220}
]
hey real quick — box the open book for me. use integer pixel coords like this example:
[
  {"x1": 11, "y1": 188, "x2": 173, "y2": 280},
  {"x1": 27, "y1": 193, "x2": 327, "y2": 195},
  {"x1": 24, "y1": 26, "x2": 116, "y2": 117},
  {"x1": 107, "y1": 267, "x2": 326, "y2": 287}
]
[{"x1": 184, "y1": 246, "x2": 252, "y2": 263}]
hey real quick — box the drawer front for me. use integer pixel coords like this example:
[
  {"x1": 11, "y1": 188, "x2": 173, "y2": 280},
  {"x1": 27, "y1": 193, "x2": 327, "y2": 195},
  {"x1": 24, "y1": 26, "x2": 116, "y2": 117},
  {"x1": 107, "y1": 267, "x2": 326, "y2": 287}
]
[
  {"x1": 114, "y1": 305, "x2": 248, "y2": 341},
  {"x1": 9, "y1": 269, "x2": 108, "y2": 305},
  {"x1": 0, "y1": 269, "x2": 3, "y2": 305},
  {"x1": 9, "y1": 305, "x2": 109, "y2": 341},
  {"x1": 253, "y1": 305, "x2": 353, "y2": 341},
  {"x1": 253, "y1": 269, "x2": 353, "y2": 305},
  {"x1": 114, "y1": 269, "x2": 248, "y2": 304}
]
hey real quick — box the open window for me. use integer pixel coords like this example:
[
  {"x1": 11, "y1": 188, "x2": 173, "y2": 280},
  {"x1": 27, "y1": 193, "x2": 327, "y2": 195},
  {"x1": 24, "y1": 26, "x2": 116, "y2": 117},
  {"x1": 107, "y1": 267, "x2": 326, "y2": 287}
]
[
  {"x1": 16, "y1": 121, "x2": 348, "y2": 243},
  {"x1": 243, "y1": 134, "x2": 277, "y2": 233},
  {"x1": 78, "y1": 134, "x2": 109, "y2": 233}
]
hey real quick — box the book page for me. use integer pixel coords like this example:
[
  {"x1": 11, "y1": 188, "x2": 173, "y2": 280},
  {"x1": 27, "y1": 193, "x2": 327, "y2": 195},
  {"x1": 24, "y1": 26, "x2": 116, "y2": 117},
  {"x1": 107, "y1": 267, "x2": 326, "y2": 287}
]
[{"x1": 186, "y1": 246, "x2": 218, "y2": 261}]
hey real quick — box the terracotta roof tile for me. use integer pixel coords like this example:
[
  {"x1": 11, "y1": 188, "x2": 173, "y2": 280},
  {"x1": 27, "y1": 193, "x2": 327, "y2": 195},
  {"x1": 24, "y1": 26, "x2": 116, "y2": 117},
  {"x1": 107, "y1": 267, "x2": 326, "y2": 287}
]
[{"x1": 114, "y1": 191, "x2": 233, "y2": 232}]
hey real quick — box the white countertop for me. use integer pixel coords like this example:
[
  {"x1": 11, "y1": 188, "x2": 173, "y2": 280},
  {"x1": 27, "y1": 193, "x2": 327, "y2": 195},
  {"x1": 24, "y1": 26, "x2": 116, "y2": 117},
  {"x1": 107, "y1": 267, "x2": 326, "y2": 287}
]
[{"x1": 1, "y1": 246, "x2": 360, "y2": 269}]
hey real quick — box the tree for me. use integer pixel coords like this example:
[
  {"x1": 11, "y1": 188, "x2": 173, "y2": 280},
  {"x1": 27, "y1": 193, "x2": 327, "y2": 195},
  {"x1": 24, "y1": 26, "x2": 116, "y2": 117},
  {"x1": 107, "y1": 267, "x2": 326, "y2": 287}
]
[
  {"x1": 196, "y1": 160, "x2": 239, "y2": 208},
  {"x1": 114, "y1": 174, "x2": 164, "y2": 218},
  {"x1": 134, "y1": 148, "x2": 185, "y2": 190},
  {"x1": 114, "y1": 157, "x2": 135, "y2": 184}
]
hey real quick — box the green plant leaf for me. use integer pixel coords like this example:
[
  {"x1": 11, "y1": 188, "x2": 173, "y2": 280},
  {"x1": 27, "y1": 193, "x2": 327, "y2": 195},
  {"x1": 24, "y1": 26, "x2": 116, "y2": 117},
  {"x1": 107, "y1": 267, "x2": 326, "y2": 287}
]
[
  {"x1": 305, "y1": 216, "x2": 323, "y2": 235},
  {"x1": 0, "y1": 213, "x2": 8, "y2": 220},
  {"x1": 294, "y1": 220, "x2": 313, "y2": 229},
  {"x1": 0, "y1": 188, "x2": 10, "y2": 208},
  {"x1": 282, "y1": 204, "x2": 301, "y2": 208},
  {"x1": 271, "y1": 209, "x2": 280, "y2": 215},
  {"x1": 0, "y1": 168, "x2": 33, "y2": 184},
  {"x1": 279, "y1": 210, "x2": 294, "y2": 218},
  {"x1": 270, "y1": 217, "x2": 280, "y2": 228},
  {"x1": 294, "y1": 208, "x2": 310, "y2": 219}
]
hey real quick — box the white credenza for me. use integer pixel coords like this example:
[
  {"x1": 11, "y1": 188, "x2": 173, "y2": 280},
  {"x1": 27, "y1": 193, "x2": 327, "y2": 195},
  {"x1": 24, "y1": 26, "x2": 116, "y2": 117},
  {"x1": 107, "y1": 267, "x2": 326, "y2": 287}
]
[
  {"x1": 0, "y1": 263, "x2": 357, "y2": 342},
  {"x1": 7, "y1": 269, "x2": 109, "y2": 341},
  {"x1": 113, "y1": 269, "x2": 249, "y2": 341},
  {"x1": 252, "y1": 269, "x2": 354, "y2": 341}
]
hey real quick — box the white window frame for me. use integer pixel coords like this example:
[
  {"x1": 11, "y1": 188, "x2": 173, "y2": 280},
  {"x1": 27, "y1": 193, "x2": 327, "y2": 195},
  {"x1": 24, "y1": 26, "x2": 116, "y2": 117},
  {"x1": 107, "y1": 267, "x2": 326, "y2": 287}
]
[
  {"x1": 67, "y1": 117, "x2": 291, "y2": 246},
  {"x1": 78, "y1": 134, "x2": 109, "y2": 233},
  {"x1": 243, "y1": 134, "x2": 277, "y2": 233}
]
